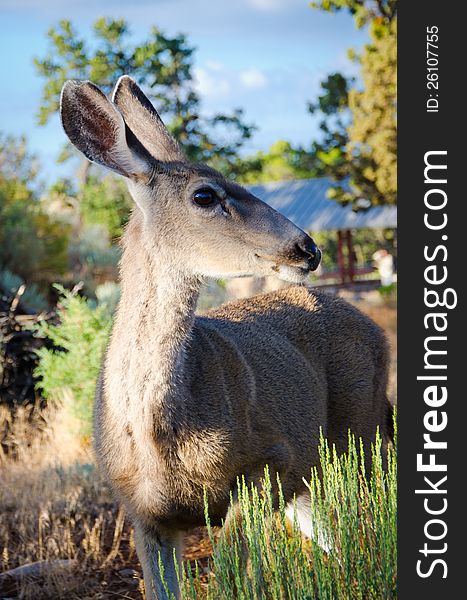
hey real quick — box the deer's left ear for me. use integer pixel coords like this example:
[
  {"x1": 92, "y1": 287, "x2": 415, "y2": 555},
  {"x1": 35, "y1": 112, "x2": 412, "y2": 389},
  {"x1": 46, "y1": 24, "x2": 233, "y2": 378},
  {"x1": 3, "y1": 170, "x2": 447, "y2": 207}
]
[
  {"x1": 60, "y1": 79, "x2": 153, "y2": 180},
  {"x1": 112, "y1": 75, "x2": 185, "y2": 163}
]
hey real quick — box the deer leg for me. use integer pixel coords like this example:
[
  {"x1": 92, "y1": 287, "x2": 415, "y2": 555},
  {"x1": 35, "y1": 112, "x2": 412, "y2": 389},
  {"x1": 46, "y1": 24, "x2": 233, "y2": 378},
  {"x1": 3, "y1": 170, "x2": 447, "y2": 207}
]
[{"x1": 134, "y1": 522, "x2": 183, "y2": 600}]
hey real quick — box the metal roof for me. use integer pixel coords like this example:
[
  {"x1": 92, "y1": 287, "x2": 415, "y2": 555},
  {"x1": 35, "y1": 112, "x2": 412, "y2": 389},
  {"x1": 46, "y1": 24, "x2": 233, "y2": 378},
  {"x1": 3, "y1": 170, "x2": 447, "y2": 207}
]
[{"x1": 247, "y1": 178, "x2": 397, "y2": 231}]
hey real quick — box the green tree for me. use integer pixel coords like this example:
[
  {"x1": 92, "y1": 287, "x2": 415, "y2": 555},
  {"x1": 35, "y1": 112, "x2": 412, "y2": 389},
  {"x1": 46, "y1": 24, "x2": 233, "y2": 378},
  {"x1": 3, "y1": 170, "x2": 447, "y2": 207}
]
[
  {"x1": 345, "y1": 18, "x2": 396, "y2": 206},
  {"x1": 308, "y1": 0, "x2": 397, "y2": 208},
  {"x1": 310, "y1": 0, "x2": 397, "y2": 28},
  {"x1": 307, "y1": 72, "x2": 352, "y2": 178},
  {"x1": 45, "y1": 177, "x2": 124, "y2": 291},
  {"x1": 0, "y1": 134, "x2": 70, "y2": 289},
  {"x1": 232, "y1": 74, "x2": 352, "y2": 185},
  {"x1": 234, "y1": 140, "x2": 320, "y2": 184},
  {"x1": 34, "y1": 18, "x2": 255, "y2": 172},
  {"x1": 49, "y1": 175, "x2": 131, "y2": 241}
]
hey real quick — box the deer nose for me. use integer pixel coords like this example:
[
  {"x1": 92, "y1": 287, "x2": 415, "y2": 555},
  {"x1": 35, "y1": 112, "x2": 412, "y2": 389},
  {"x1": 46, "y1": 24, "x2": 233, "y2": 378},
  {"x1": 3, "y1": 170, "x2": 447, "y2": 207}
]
[
  {"x1": 295, "y1": 237, "x2": 318, "y2": 260},
  {"x1": 294, "y1": 236, "x2": 321, "y2": 271}
]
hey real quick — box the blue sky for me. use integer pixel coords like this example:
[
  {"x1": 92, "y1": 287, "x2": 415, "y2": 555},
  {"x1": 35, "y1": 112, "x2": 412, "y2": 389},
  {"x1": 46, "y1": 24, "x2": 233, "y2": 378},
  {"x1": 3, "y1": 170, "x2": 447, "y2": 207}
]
[{"x1": 0, "y1": 0, "x2": 367, "y2": 185}]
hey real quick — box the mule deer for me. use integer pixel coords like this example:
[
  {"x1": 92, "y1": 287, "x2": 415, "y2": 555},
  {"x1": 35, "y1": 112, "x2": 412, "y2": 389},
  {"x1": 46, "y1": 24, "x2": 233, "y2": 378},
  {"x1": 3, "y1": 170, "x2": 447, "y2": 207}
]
[{"x1": 60, "y1": 76, "x2": 392, "y2": 599}]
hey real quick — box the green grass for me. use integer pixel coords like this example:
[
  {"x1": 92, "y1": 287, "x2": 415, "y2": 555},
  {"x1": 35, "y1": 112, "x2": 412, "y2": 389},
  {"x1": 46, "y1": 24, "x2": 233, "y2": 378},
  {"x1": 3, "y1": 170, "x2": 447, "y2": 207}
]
[{"x1": 178, "y1": 428, "x2": 397, "y2": 600}]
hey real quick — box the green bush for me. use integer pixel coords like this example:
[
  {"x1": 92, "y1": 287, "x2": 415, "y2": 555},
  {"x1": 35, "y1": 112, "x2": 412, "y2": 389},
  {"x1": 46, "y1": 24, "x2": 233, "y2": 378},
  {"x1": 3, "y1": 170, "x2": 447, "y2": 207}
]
[
  {"x1": 0, "y1": 133, "x2": 70, "y2": 288},
  {"x1": 178, "y1": 428, "x2": 397, "y2": 599},
  {"x1": 80, "y1": 175, "x2": 132, "y2": 240},
  {"x1": 378, "y1": 282, "x2": 397, "y2": 300},
  {"x1": 34, "y1": 286, "x2": 112, "y2": 435}
]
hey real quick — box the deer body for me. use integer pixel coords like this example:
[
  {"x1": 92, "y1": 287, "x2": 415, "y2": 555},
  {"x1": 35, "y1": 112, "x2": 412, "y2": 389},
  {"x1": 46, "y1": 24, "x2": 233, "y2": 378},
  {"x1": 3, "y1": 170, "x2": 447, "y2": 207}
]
[{"x1": 60, "y1": 76, "x2": 391, "y2": 599}]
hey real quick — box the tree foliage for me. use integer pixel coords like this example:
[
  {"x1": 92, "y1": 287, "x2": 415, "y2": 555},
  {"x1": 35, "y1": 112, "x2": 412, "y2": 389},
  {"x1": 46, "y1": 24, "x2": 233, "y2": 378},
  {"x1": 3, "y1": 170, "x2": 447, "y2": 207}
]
[
  {"x1": 234, "y1": 1, "x2": 396, "y2": 208},
  {"x1": 34, "y1": 18, "x2": 255, "y2": 171},
  {"x1": 308, "y1": 0, "x2": 397, "y2": 208},
  {"x1": 0, "y1": 134, "x2": 70, "y2": 288},
  {"x1": 234, "y1": 140, "x2": 320, "y2": 184},
  {"x1": 346, "y1": 18, "x2": 396, "y2": 206},
  {"x1": 49, "y1": 175, "x2": 132, "y2": 241},
  {"x1": 307, "y1": 72, "x2": 351, "y2": 177},
  {"x1": 310, "y1": 0, "x2": 397, "y2": 28}
]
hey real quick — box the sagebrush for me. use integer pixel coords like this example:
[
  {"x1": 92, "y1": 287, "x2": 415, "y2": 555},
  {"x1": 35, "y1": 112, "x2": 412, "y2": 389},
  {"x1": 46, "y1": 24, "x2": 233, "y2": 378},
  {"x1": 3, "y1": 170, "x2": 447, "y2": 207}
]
[
  {"x1": 33, "y1": 286, "x2": 112, "y2": 435},
  {"x1": 179, "y1": 429, "x2": 397, "y2": 600}
]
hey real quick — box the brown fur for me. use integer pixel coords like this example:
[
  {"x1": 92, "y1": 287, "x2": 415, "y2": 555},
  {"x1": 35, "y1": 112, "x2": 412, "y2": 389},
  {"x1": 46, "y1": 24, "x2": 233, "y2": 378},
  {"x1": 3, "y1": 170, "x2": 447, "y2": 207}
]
[
  {"x1": 60, "y1": 76, "x2": 391, "y2": 599},
  {"x1": 97, "y1": 280, "x2": 390, "y2": 527}
]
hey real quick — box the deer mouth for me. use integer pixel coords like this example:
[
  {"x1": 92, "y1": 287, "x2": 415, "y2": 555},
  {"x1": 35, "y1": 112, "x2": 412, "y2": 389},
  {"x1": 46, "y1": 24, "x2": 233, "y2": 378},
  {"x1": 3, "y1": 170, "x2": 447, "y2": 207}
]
[{"x1": 255, "y1": 248, "x2": 321, "y2": 279}]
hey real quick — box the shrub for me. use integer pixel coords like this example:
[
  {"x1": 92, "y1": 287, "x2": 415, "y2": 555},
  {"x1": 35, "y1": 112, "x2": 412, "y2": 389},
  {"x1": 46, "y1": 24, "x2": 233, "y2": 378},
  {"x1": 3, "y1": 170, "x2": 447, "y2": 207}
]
[
  {"x1": 80, "y1": 175, "x2": 132, "y2": 240},
  {"x1": 378, "y1": 282, "x2": 397, "y2": 301},
  {"x1": 68, "y1": 224, "x2": 121, "y2": 294},
  {"x1": 179, "y1": 428, "x2": 397, "y2": 599},
  {"x1": 0, "y1": 133, "x2": 70, "y2": 288},
  {"x1": 34, "y1": 286, "x2": 112, "y2": 436}
]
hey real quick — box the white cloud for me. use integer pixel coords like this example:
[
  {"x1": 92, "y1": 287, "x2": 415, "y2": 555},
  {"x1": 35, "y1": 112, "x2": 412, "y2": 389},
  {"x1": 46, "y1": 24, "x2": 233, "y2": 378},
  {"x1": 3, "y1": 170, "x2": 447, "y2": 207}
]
[
  {"x1": 239, "y1": 67, "x2": 268, "y2": 89},
  {"x1": 248, "y1": 0, "x2": 279, "y2": 11},
  {"x1": 194, "y1": 62, "x2": 269, "y2": 102},
  {"x1": 205, "y1": 59, "x2": 224, "y2": 72},
  {"x1": 247, "y1": 0, "x2": 296, "y2": 12},
  {"x1": 193, "y1": 65, "x2": 231, "y2": 99}
]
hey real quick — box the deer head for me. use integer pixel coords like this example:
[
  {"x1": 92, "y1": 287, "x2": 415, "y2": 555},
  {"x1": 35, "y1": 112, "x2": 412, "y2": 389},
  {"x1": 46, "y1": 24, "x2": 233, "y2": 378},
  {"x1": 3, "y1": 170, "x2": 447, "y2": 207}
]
[{"x1": 60, "y1": 76, "x2": 321, "y2": 281}]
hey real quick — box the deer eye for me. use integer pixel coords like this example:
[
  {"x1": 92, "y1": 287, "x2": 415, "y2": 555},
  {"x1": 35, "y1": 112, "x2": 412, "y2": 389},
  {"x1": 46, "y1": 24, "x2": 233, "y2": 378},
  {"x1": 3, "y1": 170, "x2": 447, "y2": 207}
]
[{"x1": 193, "y1": 188, "x2": 217, "y2": 207}]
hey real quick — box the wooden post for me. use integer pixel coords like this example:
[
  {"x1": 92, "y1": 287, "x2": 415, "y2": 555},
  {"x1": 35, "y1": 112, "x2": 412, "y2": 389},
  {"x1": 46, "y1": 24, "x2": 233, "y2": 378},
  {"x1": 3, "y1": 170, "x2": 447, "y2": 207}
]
[
  {"x1": 337, "y1": 230, "x2": 345, "y2": 284},
  {"x1": 346, "y1": 229, "x2": 355, "y2": 283}
]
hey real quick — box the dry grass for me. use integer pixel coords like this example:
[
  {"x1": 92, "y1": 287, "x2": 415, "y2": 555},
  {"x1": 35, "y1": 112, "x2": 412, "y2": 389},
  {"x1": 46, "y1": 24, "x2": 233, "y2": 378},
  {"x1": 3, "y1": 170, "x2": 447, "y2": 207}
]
[
  {"x1": 0, "y1": 411, "x2": 140, "y2": 599},
  {"x1": 0, "y1": 406, "x2": 215, "y2": 599},
  {"x1": 1, "y1": 457, "x2": 141, "y2": 599},
  {"x1": 0, "y1": 296, "x2": 397, "y2": 599}
]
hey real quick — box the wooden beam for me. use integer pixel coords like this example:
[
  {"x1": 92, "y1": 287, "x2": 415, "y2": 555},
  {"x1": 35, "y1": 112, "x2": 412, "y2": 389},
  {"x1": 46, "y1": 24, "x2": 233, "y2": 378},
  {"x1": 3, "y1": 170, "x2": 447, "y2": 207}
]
[
  {"x1": 337, "y1": 230, "x2": 345, "y2": 284},
  {"x1": 346, "y1": 229, "x2": 355, "y2": 283}
]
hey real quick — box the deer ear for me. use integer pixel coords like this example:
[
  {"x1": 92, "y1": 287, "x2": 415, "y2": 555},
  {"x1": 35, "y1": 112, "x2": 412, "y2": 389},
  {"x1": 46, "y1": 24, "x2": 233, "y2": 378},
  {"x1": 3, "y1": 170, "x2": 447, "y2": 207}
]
[
  {"x1": 112, "y1": 75, "x2": 184, "y2": 163},
  {"x1": 60, "y1": 80, "x2": 153, "y2": 179}
]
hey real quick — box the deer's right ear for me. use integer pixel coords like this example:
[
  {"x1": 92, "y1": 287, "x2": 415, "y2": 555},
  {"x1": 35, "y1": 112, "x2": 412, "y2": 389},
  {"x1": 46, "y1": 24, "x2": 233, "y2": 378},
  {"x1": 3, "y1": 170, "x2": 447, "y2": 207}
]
[{"x1": 60, "y1": 80, "x2": 153, "y2": 180}]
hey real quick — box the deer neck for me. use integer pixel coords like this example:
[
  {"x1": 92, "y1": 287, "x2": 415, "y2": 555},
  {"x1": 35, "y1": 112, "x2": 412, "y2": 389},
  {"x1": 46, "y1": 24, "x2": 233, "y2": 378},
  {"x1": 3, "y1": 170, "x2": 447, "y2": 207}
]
[{"x1": 106, "y1": 216, "x2": 201, "y2": 437}]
